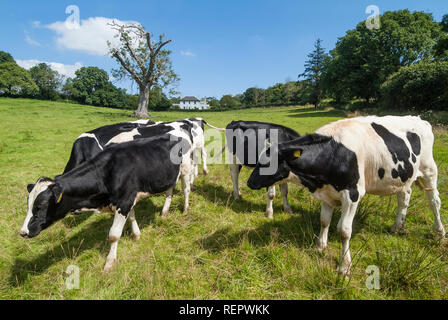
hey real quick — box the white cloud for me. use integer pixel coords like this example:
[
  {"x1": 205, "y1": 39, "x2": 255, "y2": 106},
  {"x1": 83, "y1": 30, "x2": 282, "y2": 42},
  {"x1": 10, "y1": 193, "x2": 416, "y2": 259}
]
[
  {"x1": 45, "y1": 17, "x2": 139, "y2": 56},
  {"x1": 181, "y1": 50, "x2": 196, "y2": 57},
  {"x1": 16, "y1": 59, "x2": 83, "y2": 78},
  {"x1": 24, "y1": 31, "x2": 41, "y2": 46}
]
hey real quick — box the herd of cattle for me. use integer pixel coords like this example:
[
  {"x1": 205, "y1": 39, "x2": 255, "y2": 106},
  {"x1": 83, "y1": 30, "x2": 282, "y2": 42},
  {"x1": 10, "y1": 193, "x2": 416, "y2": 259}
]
[{"x1": 20, "y1": 115, "x2": 445, "y2": 275}]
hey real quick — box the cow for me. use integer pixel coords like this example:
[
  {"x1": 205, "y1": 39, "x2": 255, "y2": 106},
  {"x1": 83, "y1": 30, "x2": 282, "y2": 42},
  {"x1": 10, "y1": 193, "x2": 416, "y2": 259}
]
[
  {"x1": 247, "y1": 116, "x2": 446, "y2": 275},
  {"x1": 63, "y1": 120, "x2": 155, "y2": 174},
  {"x1": 225, "y1": 120, "x2": 301, "y2": 218},
  {"x1": 20, "y1": 134, "x2": 191, "y2": 272}
]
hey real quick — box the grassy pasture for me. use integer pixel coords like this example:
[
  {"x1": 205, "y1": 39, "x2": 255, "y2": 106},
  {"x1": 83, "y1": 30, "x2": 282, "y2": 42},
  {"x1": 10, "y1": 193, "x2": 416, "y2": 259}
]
[{"x1": 0, "y1": 98, "x2": 447, "y2": 299}]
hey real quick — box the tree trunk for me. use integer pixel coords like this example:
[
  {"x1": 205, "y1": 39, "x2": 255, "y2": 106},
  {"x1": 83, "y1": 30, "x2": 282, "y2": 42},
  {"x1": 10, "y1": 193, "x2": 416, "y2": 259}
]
[{"x1": 132, "y1": 85, "x2": 150, "y2": 118}]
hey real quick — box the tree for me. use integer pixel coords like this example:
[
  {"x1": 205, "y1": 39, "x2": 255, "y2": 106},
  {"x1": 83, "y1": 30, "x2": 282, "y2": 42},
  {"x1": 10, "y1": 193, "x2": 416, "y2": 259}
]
[
  {"x1": 0, "y1": 51, "x2": 15, "y2": 64},
  {"x1": 381, "y1": 60, "x2": 448, "y2": 110},
  {"x1": 29, "y1": 63, "x2": 62, "y2": 100},
  {"x1": 299, "y1": 39, "x2": 328, "y2": 108},
  {"x1": 435, "y1": 14, "x2": 448, "y2": 61},
  {"x1": 108, "y1": 21, "x2": 178, "y2": 117},
  {"x1": 71, "y1": 67, "x2": 110, "y2": 105},
  {"x1": 0, "y1": 62, "x2": 38, "y2": 97},
  {"x1": 219, "y1": 95, "x2": 241, "y2": 109},
  {"x1": 65, "y1": 67, "x2": 126, "y2": 108},
  {"x1": 323, "y1": 10, "x2": 445, "y2": 102}
]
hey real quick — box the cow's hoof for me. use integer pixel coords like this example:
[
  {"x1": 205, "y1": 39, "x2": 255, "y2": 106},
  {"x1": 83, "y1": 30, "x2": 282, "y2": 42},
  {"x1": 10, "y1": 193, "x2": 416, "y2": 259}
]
[
  {"x1": 133, "y1": 233, "x2": 141, "y2": 241},
  {"x1": 203, "y1": 169, "x2": 209, "y2": 175},
  {"x1": 316, "y1": 242, "x2": 327, "y2": 253},
  {"x1": 283, "y1": 206, "x2": 293, "y2": 214},
  {"x1": 103, "y1": 259, "x2": 116, "y2": 273},
  {"x1": 161, "y1": 211, "x2": 169, "y2": 218},
  {"x1": 265, "y1": 211, "x2": 274, "y2": 220},
  {"x1": 183, "y1": 207, "x2": 190, "y2": 214},
  {"x1": 337, "y1": 265, "x2": 351, "y2": 277}
]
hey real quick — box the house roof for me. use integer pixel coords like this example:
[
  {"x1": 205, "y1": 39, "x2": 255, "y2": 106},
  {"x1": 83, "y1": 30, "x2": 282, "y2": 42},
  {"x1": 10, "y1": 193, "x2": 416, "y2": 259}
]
[{"x1": 180, "y1": 96, "x2": 200, "y2": 102}]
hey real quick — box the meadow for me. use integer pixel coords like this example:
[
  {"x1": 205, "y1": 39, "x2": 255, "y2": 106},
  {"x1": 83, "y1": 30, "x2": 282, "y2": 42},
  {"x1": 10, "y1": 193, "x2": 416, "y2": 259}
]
[{"x1": 0, "y1": 98, "x2": 447, "y2": 299}]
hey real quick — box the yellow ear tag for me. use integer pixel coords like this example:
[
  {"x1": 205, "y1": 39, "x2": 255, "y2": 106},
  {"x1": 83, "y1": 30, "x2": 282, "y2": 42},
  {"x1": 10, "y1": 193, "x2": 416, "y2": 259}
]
[
  {"x1": 57, "y1": 193, "x2": 63, "y2": 203},
  {"x1": 293, "y1": 150, "x2": 301, "y2": 158}
]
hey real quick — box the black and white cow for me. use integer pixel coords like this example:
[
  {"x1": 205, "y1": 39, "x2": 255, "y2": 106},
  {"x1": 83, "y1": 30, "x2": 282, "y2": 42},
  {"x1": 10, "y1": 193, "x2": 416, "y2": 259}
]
[
  {"x1": 21, "y1": 135, "x2": 190, "y2": 272},
  {"x1": 247, "y1": 116, "x2": 446, "y2": 275},
  {"x1": 225, "y1": 120, "x2": 301, "y2": 218},
  {"x1": 63, "y1": 120, "x2": 155, "y2": 174}
]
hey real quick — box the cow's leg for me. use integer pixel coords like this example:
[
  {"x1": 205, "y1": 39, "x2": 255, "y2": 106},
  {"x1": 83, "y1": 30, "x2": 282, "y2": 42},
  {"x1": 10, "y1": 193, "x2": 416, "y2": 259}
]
[
  {"x1": 391, "y1": 188, "x2": 412, "y2": 233},
  {"x1": 180, "y1": 160, "x2": 191, "y2": 214},
  {"x1": 201, "y1": 146, "x2": 208, "y2": 175},
  {"x1": 104, "y1": 210, "x2": 128, "y2": 272},
  {"x1": 421, "y1": 162, "x2": 445, "y2": 238},
  {"x1": 336, "y1": 189, "x2": 363, "y2": 275},
  {"x1": 265, "y1": 185, "x2": 276, "y2": 219},
  {"x1": 193, "y1": 151, "x2": 199, "y2": 178},
  {"x1": 190, "y1": 156, "x2": 196, "y2": 187},
  {"x1": 161, "y1": 187, "x2": 174, "y2": 217},
  {"x1": 317, "y1": 202, "x2": 334, "y2": 252},
  {"x1": 279, "y1": 183, "x2": 292, "y2": 213},
  {"x1": 230, "y1": 158, "x2": 242, "y2": 199},
  {"x1": 128, "y1": 209, "x2": 141, "y2": 241}
]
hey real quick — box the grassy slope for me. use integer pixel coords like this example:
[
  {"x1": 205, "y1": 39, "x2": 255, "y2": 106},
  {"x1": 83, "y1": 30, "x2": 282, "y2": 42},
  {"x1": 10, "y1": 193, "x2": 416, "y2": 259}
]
[{"x1": 0, "y1": 98, "x2": 447, "y2": 300}]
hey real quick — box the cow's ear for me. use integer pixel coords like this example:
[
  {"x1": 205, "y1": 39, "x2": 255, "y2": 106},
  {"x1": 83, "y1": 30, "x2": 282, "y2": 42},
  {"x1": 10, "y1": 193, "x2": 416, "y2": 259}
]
[
  {"x1": 50, "y1": 184, "x2": 63, "y2": 204},
  {"x1": 278, "y1": 144, "x2": 302, "y2": 160},
  {"x1": 27, "y1": 184, "x2": 35, "y2": 193}
]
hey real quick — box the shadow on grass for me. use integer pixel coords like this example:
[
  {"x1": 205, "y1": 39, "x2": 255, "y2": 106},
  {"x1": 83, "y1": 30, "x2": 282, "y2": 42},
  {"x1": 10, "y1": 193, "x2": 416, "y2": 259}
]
[
  {"x1": 9, "y1": 199, "x2": 159, "y2": 287},
  {"x1": 194, "y1": 181, "x2": 277, "y2": 214},
  {"x1": 287, "y1": 109, "x2": 345, "y2": 119},
  {"x1": 197, "y1": 211, "x2": 321, "y2": 253}
]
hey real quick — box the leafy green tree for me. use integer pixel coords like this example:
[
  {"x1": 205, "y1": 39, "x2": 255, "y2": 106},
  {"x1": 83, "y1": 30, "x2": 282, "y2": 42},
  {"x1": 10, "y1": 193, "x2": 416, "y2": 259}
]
[
  {"x1": 324, "y1": 10, "x2": 445, "y2": 102},
  {"x1": 242, "y1": 87, "x2": 265, "y2": 107},
  {"x1": 65, "y1": 66, "x2": 126, "y2": 108},
  {"x1": 29, "y1": 63, "x2": 62, "y2": 100},
  {"x1": 0, "y1": 62, "x2": 38, "y2": 97},
  {"x1": 299, "y1": 39, "x2": 328, "y2": 107},
  {"x1": 148, "y1": 86, "x2": 172, "y2": 111},
  {"x1": 435, "y1": 14, "x2": 448, "y2": 61},
  {"x1": 0, "y1": 51, "x2": 15, "y2": 64},
  {"x1": 108, "y1": 21, "x2": 178, "y2": 117},
  {"x1": 381, "y1": 60, "x2": 448, "y2": 110},
  {"x1": 219, "y1": 94, "x2": 241, "y2": 110}
]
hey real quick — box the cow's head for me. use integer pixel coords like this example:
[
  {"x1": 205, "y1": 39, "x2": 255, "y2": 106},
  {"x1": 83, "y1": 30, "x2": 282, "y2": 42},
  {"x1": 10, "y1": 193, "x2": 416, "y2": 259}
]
[
  {"x1": 247, "y1": 134, "x2": 332, "y2": 190},
  {"x1": 20, "y1": 177, "x2": 64, "y2": 238}
]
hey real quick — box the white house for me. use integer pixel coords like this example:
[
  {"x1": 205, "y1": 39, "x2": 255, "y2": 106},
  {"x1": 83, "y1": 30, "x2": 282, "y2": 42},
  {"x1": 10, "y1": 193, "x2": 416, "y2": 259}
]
[{"x1": 177, "y1": 96, "x2": 209, "y2": 110}]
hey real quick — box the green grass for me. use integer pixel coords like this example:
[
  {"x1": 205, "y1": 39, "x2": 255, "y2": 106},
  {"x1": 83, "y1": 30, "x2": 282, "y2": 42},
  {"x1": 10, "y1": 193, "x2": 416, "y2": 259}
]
[{"x1": 0, "y1": 98, "x2": 447, "y2": 300}]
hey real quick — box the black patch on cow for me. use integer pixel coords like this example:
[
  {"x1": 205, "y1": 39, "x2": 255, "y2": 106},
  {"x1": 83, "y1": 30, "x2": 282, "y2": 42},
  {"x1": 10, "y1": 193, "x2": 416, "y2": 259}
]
[
  {"x1": 391, "y1": 168, "x2": 399, "y2": 179},
  {"x1": 378, "y1": 168, "x2": 385, "y2": 179},
  {"x1": 406, "y1": 132, "x2": 421, "y2": 156},
  {"x1": 248, "y1": 134, "x2": 361, "y2": 202},
  {"x1": 226, "y1": 120, "x2": 301, "y2": 168},
  {"x1": 371, "y1": 123, "x2": 414, "y2": 183},
  {"x1": 412, "y1": 154, "x2": 416, "y2": 163}
]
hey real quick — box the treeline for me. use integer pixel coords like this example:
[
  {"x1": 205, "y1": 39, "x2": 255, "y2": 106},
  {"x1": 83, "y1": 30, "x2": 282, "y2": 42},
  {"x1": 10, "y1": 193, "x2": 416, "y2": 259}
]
[
  {"x1": 210, "y1": 10, "x2": 448, "y2": 111},
  {"x1": 2, "y1": 10, "x2": 447, "y2": 112},
  {"x1": 0, "y1": 53, "x2": 172, "y2": 110}
]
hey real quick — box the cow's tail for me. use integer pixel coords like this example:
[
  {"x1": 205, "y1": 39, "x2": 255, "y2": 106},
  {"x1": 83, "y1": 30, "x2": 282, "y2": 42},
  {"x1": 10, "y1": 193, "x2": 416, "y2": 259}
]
[
  {"x1": 212, "y1": 146, "x2": 227, "y2": 161},
  {"x1": 203, "y1": 120, "x2": 226, "y2": 132}
]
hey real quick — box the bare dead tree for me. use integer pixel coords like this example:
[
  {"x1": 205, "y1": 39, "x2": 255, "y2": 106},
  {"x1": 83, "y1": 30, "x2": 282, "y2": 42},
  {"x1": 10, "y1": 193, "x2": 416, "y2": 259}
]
[{"x1": 108, "y1": 21, "x2": 178, "y2": 117}]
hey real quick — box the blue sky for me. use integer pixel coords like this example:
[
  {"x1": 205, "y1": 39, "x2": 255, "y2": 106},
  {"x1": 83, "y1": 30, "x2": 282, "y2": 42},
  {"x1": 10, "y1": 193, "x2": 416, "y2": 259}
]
[{"x1": 0, "y1": 0, "x2": 446, "y2": 98}]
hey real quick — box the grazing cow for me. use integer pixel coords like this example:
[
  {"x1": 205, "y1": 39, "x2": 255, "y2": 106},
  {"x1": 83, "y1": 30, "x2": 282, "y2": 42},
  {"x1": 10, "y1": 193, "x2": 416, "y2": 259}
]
[
  {"x1": 63, "y1": 120, "x2": 155, "y2": 174},
  {"x1": 225, "y1": 120, "x2": 301, "y2": 218},
  {"x1": 247, "y1": 116, "x2": 445, "y2": 275},
  {"x1": 20, "y1": 135, "x2": 191, "y2": 272}
]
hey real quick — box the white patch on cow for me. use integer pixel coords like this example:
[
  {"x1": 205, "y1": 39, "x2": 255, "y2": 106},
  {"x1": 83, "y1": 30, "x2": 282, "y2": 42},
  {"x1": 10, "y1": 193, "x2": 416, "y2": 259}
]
[
  {"x1": 130, "y1": 120, "x2": 149, "y2": 125},
  {"x1": 78, "y1": 132, "x2": 103, "y2": 150},
  {"x1": 105, "y1": 128, "x2": 141, "y2": 146},
  {"x1": 21, "y1": 180, "x2": 53, "y2": 235}
]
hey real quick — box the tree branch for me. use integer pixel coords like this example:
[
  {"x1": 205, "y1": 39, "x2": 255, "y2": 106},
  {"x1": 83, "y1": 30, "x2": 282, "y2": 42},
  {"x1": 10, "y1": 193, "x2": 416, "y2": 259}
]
[{"x1": 112, "y1": 51, "x2": 143, "y2": 85}]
